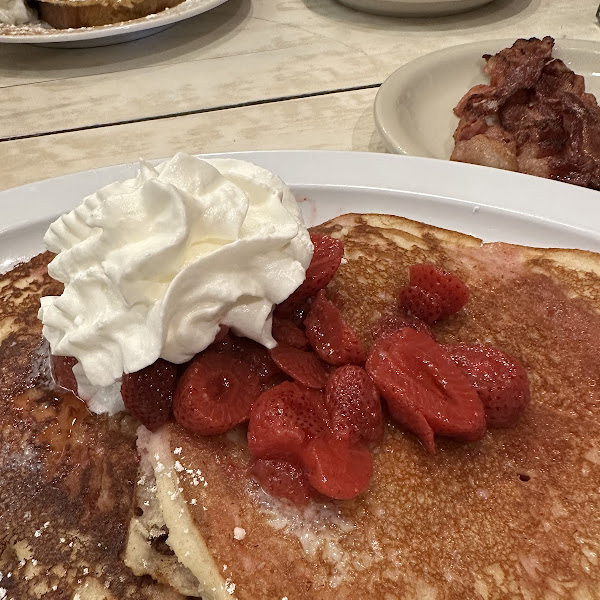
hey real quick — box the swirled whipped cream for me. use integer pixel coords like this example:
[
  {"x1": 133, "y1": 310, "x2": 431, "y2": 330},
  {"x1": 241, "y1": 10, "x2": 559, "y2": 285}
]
[
  {"x1": 39, "y1": 153, "x2": 313, "y2": 414},
  {"x1": 0, "y1": 0, "x2": 36, "y2": 25}
]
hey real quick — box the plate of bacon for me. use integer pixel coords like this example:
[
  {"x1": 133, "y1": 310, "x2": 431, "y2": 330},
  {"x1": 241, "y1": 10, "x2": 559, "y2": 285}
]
[{"x1": 375, "y1": 37, "x2": 600, "y2": 189}]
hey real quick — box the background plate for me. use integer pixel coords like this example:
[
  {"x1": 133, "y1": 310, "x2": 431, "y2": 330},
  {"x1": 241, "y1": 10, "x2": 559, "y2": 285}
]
[
  {"x1": 374, "y1": 39, "x2": 600, "y2": 158},
  {"x1": 1, "y1": 150, "x2": 599, "y2": 273},
  {"x1": 335, "y1": 0, "x2": 494, "y2": 17},
  {"x1": 0, "y1": 0, "x2": 227, "y2": 47}
]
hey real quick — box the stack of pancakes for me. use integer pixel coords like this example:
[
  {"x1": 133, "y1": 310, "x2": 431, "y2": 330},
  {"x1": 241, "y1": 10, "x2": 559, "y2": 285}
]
[{"x1": 1, "y1": 214, "x2": 600, "y2": 599}]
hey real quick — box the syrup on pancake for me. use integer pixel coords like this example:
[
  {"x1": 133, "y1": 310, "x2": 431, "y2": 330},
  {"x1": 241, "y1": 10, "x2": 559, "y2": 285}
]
[{"x1": 0, "y1": 253, "x2": 184, "y2": 599}]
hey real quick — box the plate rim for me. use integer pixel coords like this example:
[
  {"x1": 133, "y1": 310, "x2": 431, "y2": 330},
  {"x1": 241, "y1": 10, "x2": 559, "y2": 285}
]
[
  {"x1": 335, "y1": 0, "x2": 493, "y2": 17},
  {"x1": 1, "y1": 150, "x2": 599, "y2": 246},
  {"x1": 0, "y1": 0, "x2": 227, "y2": 44},
  {"x1": 374, "y1": 37, "x2": 600, "y2": 157}
]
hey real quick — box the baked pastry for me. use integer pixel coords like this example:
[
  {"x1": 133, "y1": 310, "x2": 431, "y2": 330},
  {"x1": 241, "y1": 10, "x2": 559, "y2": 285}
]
[{"x1": 35, "y1": 0, "x2": 185, "y2": 29}]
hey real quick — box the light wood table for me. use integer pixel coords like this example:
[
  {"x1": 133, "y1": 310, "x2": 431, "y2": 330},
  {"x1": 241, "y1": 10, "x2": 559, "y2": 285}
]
[{"x1": 1, "y1": 0, "x2": 598, "y2": 190}]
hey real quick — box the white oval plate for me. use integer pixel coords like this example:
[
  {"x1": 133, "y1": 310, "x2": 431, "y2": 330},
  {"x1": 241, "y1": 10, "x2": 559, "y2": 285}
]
[
  {"x1": 1, "y1": 150, "x2": 599, "y2": 274},
  {"x1": 374, "y1": 39, "x2": 600, "y2": 159},
  {"x1": 0, "y1": 0, "x2": 227, "y2": 47},
  {"x1": 335, "y1": 0, "x2": 493, "y2": 17}
]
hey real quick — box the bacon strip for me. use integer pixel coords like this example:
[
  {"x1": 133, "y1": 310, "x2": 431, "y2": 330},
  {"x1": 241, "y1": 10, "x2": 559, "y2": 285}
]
[{"x1": 451, "y1": 36, "x2": 600, "y2": 189}]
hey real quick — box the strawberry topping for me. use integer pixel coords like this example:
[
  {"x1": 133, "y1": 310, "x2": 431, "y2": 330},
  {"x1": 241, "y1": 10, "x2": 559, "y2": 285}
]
[
  {"x1": 122, "y1": 359, "x2": 178, "y2": 432},
  {"x1": 272, "y1": 316, "x2": 308, "y2": 348},
  {"x1": 326, "y1": 365, "x2": 383, "y2": 445},
  {"x1": 366, "y1": 329, "x2": 486, "y2": 453},
  {"x1": 173, "y1": 352, "x2": 261, "y2": 435},
  {"x1": 248, "y1": 382, "x2": 328, "y2": 463},
  {"x1": 407, "y1": 263, "x2": 470, "y2": 319},
  {"x1": 276, "y1": 233, "x2": 344, "y2": 317},
  {"x1": 305, "y1": 290, "x2": 366, "y2": 366},
  {"x1": 51, "y1": 355, "x2": 79, "y2": 395},
  {"x1": 251, "y1": 458, "x2": 312, "y2": 505},
  {"x1": 446, "y1": 343, "x2": 530, "y2": 428},
  {"x1": 211, "y1": 335, "x2": 283, "y2": 389},
  {"x1": 370, "y1": 313, "x2": 435, "y2": 341},
  {"x1": 400, "y1": 285, "x2": 443, "y2": 324},
  {"x1": 303, "y1": 437, "x2": 373, "y2": 500},
  {"x1": 270, "y1": 344, "x2": 329, "y2": 389}
]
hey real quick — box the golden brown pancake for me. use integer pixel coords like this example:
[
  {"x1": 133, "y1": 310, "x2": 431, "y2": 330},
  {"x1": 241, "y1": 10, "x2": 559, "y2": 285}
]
[
  {"x1": 133, "y1": 213, "x2": 600, "y2": 600},
  {"x1": 0, "y1": 253, "x2": 184, "y2": 600}
]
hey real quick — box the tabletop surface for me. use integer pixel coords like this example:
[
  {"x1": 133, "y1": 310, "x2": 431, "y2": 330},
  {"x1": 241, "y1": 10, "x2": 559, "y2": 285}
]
[{"x1": 1, "y1": 0, "x2": 599, "y2": 190}]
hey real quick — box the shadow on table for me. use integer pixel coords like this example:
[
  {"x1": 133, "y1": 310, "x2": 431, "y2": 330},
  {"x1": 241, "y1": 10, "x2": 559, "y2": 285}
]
[
  {"x1": 301, "y1": 0, "x2": 539, "y2": 33},
  {"x1": 0, "y1": 0, "x2": 250, "y2": 79}
]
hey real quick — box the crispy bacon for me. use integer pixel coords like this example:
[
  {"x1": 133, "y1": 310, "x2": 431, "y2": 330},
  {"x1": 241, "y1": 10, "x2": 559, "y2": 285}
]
[{"x1": 451, "y1": 36, "x2": 600, "y2": 189}]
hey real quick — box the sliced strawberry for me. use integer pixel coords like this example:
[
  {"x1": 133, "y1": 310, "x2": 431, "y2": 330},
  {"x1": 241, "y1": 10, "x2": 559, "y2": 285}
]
[
  {"x1": 251, "y1": 458, "x2": 312, "y2": 505},
  {"x1": 270, "y1": 345, "x2": 328, "y2": 389},
  {"x1": 400, "y1": 285, "x2": 443, "y2": 324},
  {"x1": 304, "y1": 290, "x2": 366, "y2": 366},
  {"x1": 248, "y1": 382, "x2": 328, "y2": 463},
  {"x1": 370, "y1": 313, "x2": 434, "y2": 341},
  {"x1": 272, "y1": 316, "x2": 308, "y2": 349},
  {"x1": 211, "y1": 335, "x2": 283, "y2": 389},
  {"x1": 276, "y1": 233, "x2": 344, "y2": 317},
  {"x1": 174, "y1": 352, "x2": 261, "y2": 435},
  {"x1": 409, "y1": 264, "x2": 470, "y2": 318},
  {"x1": 446, "y1": 343, "x2": 530, "y2": 428},
  {"x1": 51, "y1": 355, "x2": 78, "y2": 395},
  {"x1": 366, "y1": 329, "x2": 485, "y2": 453},
  {"x1": 122, "y1": 359, "x2": 178, "y2": 432},
  {"x1": 326, "y1": 365, "x2": 383, "y2": 445},
  {"x1": 303, "y1": 437, "x2": 373, "y2": 500}
]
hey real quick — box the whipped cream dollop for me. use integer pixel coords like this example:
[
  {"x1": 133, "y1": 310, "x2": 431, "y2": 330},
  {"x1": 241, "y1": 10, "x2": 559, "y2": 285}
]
[
  {"x1": 39, "y1": 153, "x2": 313, "y2": 414},
  {"x1": 0, "y1": 0, "x2": 36, "y2": 25}
]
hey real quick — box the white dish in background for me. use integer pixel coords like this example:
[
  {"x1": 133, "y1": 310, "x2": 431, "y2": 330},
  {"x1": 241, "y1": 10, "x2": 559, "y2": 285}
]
[
  {"x1": 0, "y1": 0, "x2": 227, "y2": 47},
  {"x1": 1, "y1": 150, "x2": 599, "y2": 275},
  {"x1": 375, "y1": 38, "x2": 600, "y2": 158},
  {"x1": 334, "y1": 0, "x2": 493, "y2": 17}
]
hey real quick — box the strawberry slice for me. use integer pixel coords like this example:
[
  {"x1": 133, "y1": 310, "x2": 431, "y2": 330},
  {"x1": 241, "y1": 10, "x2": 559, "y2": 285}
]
[
  {"x1": 326, "y1": 365, "x2": 383, "y2": 445},
  {"x1": 370, "y1": 313, "x2": 434, "y2": 341},
  {"x1": 248, "y1": 382, "x2": 328, "y2": 463},
  {"x1": 174, "y1": 352, "x2": 261, "y2": 435},
  {"x1": 409, "y1": 264, "x2": 470, "y2": 319},
  {"x1": 211, "y1": 334, "x2": 283, "y2": 389},
  {"x1": 400, "y1": 285, "x2": 443, "y2": 324},
  {"x1": 122, "y1": 359, "x2": 178, "y2": 432},
  {"x1": 446, "y1": 343, "x2": 530, "y2": 428},
  {"x1": 366, "y1": 329, "x2": 485, "y2": 453},
  {"x1": 251, "y1": 458, "x2": 312, "y2": 505},
  {"x1": 270, "y1": 344, "x2": 328, "y2": 389},
  {"x1": 303, "y1": 437, "x2": 373, "y2": 500},
  {"x1": 276, "y1": 233, "x2": 344, "y2": 317},
  {"x1": 51, "y1": 355, "x2": 79, "y2": 395},
  {"x1": 272, "y1": 316, "x2": 308, "y2": 349},
  {"x1": 304, "y1": 290, "x2": 366, "y2": 366}
]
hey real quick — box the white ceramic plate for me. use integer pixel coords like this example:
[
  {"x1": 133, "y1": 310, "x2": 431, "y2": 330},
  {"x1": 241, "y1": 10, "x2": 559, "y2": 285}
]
[
  {"x1": 0, "y1": 0, "x2": 227, "y2": 47},
  {"x1": 334, "y1": 0, "x2": 493, "y2": 17},
  {"x1": 375, "y1": 39, "x2": 600, "y2": 158},
  {"x1": 1, "y1": 150, "x2": 599, "y2": 275}
]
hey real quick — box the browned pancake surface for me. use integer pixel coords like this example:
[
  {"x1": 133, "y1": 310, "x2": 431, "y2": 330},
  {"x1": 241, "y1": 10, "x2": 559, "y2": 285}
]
[
  {"x1": 165, "y1": 214, "x2": 600, "y2": 600},
  {"x1": 0, "y1": 254, "x2": 183, "y2": 600}
]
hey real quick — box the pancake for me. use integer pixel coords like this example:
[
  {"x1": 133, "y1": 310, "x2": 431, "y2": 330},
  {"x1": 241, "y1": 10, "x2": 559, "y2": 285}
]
[
  {"x1": 0, "y1": 253, "x2": 184, "y2": 600},
  {"x1": 130, "y1": 213, "x2": 600, "y2": 599}
]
